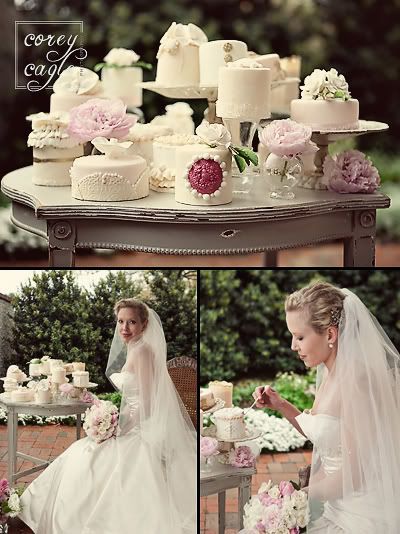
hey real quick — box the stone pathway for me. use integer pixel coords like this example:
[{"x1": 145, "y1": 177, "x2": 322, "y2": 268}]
[{"x1": 200, "y1": 449, "x2": 313, "y2": 534}]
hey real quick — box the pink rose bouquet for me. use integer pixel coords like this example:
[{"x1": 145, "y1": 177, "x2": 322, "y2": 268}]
[
  {"x1": 322, "y1": 149, "x2": 380, "y2": 193},
  {"x1": 259, "y1": 119, "x2": 318, "y2": 159},
  {"x1": 0, "y1": 478, "x2": 23, "y2": 523},
  {"x1": 240, "y1": 479, "x2": 309, "y2": 534},
  {"x1": 200, "y1": 436, "x2": 219, "y2": 458},
  {"x1": 68, "y1": 98, "x2": 137, "y2": 143},
  {"x1": 83, "y1": 399, "x2": 119, "y2": 444},
  {"x1": 229, "y1": 446, "x2": 256, "y2": 468}
]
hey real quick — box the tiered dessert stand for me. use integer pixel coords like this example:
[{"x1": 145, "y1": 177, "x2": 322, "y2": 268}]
[
  {"x1": 41, "y1": 369, "x2": 97, "y2": 403},
  {"x1": 139, "y1": 78, "x2": 298, "y2": 124}
]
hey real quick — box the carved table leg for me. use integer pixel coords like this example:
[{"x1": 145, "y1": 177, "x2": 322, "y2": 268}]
[
  {"x1": 48, "y1": 220, "x2": 76, "y2": 267},
  {"x1": 344, "y1": 210, "x2": 376, "y2": 267}
]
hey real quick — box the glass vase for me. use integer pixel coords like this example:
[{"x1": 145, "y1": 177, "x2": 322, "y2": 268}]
[
  {"x1": 200, "y1": 456, "x2": 215, "y2": 473},
  {"x1": 223, "y1": 119, "x2": 258, "y2": 195},
  {"x1": 263, "y1": 153, "x2": 303, "y2": 200}
]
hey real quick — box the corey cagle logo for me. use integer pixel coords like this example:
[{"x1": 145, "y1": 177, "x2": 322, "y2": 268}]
[{"x1": 15, "y1": 20, "x2": 86, "y2": 91}]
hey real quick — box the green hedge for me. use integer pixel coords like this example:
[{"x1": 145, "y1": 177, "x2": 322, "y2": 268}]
[{"x1": 200, "y1": 269, "x2": 400, "y2": 383}]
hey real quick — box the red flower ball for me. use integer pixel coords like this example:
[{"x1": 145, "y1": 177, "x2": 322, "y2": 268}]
[{"x1": 188, "y1": 158, "x2": 223, "y2": 195}]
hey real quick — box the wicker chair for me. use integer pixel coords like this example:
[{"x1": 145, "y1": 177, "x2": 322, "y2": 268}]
[{"x1": 167, "y1": 356, "x2": 197, "y2": 428}]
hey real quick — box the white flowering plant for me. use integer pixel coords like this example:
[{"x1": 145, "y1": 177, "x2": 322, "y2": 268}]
[
  {"x1": 196, "y1": 121, "x2": 258, "y2": 173},
  {"x1": 0, "y1": 478, "x2": 23, "y2": 522},
  {"x1": 301, "y1": 68, "x2": 351, "y2": 101},
  {"x1": 240, "y1": 479, "x2": 309, "y2": 534},
  {"x1": 95, "y1": 48, "x2": 152, "y2": 72}
]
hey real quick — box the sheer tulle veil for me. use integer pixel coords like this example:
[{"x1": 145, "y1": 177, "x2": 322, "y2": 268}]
[
  {"x1": 105, "y1": 306, "x2": 197, "y2": 533},
  {"x1": 308, "y1": 288, "x2": 400, "y2": 532}
]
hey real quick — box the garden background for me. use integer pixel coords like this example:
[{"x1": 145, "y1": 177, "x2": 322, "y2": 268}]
[{"x1": 1, "y1": 0, "x2": 399, "y2": 263}]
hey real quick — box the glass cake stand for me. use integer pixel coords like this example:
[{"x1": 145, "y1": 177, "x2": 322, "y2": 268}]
[
  {"x1": 202, "y1": 425, "x2": 261, "y2": 464},
  {"x1": 139, "y1": 78, "x2": 298, "y2": 124},
  {"x1": 299, "y1": 120, "x2": 389, "y2": 190}
]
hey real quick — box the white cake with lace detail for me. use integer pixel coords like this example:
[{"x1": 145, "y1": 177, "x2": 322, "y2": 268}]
[
  {"x1": 213, "y1": 407, "x2": 246, "y2": 440},
  {"x1": 125, "y1": 123, "x2": 173, "y2": 163},
  {"x1": 50, "y1": 67, "x2": 106, "y2": 113},
  {"x1": 150, "y1": 134, "x2": 200, "y2": 192},
  {"x1": 175, "y1": 144, "x2": 232, "y2": 206},
  {"x1": 216, "y1": 58, "x2": 271, "y2": 120},
  {"x1": 27, "y1": 111, "x2": 83, "y2": 186},
  {"x1": 199, "y1": 40, "x2": 248, "y2": 86},
  {"x1": 156, "y1": 22, "x2": 208, "y2": 86},
  {"x1": 70, "y1": 137, "x2": 149, "y2": 201},
  {"x1": 200, "y1": 387, "x2": 215, "y2": 410},
  {"x1": 290, "y1": 68, "x2": 359, "y2": 131}
]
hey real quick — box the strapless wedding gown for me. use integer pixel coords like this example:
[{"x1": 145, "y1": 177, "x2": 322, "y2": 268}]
[
  {"x1": 296, "y1": 412, "x2": 383, "y2": 534},
  {"x1": 19, "y1": 387, "x2": 193, "y2": 534}
]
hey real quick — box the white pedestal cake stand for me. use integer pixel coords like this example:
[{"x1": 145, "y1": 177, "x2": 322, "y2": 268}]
[
  {"x1": 203, "y1": 425, "x2": 261, "y2": 464},
  {"x1": 300, "y1": 120, "x2": 389, "y2": 190},
  {"x1": 139, "y1": 79, "x2": 298, "y2": 124}
]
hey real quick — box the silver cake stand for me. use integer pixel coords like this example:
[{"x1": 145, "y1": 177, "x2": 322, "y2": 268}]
[
  {"x1": 139, "y1": 78, "x2": 298, "y2": 124},
  {"x1": 300, "y1": 120, "x2": 389, "y2": 190},
  {"x1": 203, "y1": 424, "x2": 261, "y2": 464}
]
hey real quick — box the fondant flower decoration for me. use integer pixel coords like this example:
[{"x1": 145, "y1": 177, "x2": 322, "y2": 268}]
[
  {"x1": 260, "y1": 118, "x2": 318, "y2": 158},
  {"x1": 184, "y1": 153, "x2": 228, "y2": 200},
  {"x1": 68, "y1": 98, "x2": 137, "y2": 142},
  {"x1": 301, "y1": 68, "x2": 351, "y2": 101},
  {"x1": 91, "y1": 137, "x2": 134, "y2": 159},
  {"x1": 322, "y1": 150, "x2": 380, "y2": 193},
  {"x1": 165, "y1": 102, "x2": 194, "y2": 117},
  {"x1": 196, "y1": 121, "x2": 258, "y2": 173},
  {"x1": 95, "y1": 48, "x2": 152, "y2": 72},
  {"x1": 26, "y1": 111, "x2": 69, "y2": 128},
  {"x1": 157, "y1": 22, "x2": 208, "y2": 58},
  {"x1": 53, "y1": 67, "x2": 99, "y2": 95}
]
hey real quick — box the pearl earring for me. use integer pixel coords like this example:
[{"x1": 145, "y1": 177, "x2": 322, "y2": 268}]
[{"x1": 328, "y1": 343, "x2": 333, "y2": 349}]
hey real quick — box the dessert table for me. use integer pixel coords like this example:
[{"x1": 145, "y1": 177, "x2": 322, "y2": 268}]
[
  {"x1": 0, "y1": 395, "x2": 89, "y2": 485},
  {"x1": 200, "y1": 462, "x2": 256, "y2": 534},
  {"x1": 1, "y1": 166, "x2": 390, "y2": 267}
]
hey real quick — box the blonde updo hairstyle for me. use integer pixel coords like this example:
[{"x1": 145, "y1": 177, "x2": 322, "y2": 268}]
[
  {"x1": 285, "y1": 281, "x2": 345, "y2": 334},
  {"x1": 114, "y1": 298, "x2": 149, "y2": 324}
]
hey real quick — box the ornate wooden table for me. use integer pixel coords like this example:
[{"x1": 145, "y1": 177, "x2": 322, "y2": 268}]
[
  {"x1": 200, "y1": 462, "x2": 256, "y2": 534},
  {"x1": 0, "y1": 395, "x2": 89, "y2": 485},
  {"x1": 1, "y1": 166, "x2": 390, "y2": 267}
]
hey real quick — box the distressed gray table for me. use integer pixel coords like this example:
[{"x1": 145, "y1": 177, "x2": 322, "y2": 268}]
[
  {"x1": 0, "y1": 395, "x2": 88, "y2": 485},
  {"x1": 1, "y1": 166, "x2": 390, "y2": 267},
  {"x1": 200, "y1": 462, "x2": 256, "y2": 534}
]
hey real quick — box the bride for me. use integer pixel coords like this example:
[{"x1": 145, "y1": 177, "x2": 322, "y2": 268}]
[
  {"x1": 19, "y1": 298, "x2": 197, "y2": 534},
  {"x1": 252, "y1": 281, "x2": 400, "y2": 533}
]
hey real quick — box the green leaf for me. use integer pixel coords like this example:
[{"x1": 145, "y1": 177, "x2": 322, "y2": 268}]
[
  {"x1": 93, "y1": 62, "x2": 105, "y2": 72},
  {"x1": 234, "y1": 146, "x2": 259, "y2": 166},
  {"x1": 234, "y1": 154, "x2": 246, "y2": 173},
  {"x1": 96, "y1": 62, "x2": 153, "y2": 71}
]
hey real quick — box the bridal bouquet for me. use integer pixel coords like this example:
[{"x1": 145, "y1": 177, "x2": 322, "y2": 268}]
[
  {"x1": 241, "y1": 480, "x2": 309, "y2": 534},
  {"x1": 0, "y1": 478, "x2": 23, "y2": 524},
  {"x1": 83, "y1": 399, "x2": 119, "y2": 444}
]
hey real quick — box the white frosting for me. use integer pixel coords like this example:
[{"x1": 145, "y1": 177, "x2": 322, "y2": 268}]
[
  {"x1": 73, "y1": 362, "x2": 85, "y2": 371},
  {"x1": 216, "y1": 65, "x2": 271, "y2": 120},
  {"x1": 175, "y1": 144, "x2": 232, "y2": 206},
  {"x1": 150, "y1": 135, "x2": 201, "y2": 192},
  {"x1": 271, "y1": 77, "x2": 300, "y2": 114},
  {"x1": 301, "y1": 68, "x2": 351, "y2": 101},
  {"x1": 213, "y1": 407, "x2": 246, "y2": 440},
  {"x1": 200, "y1": 388, "x2": 215, "y2": 410},
  {"x1": 53, "y1": 67, "x2": 100, "y2": 95},
  {"x1": 104, "y1": 48, "x2": 140, "y2": 66},
  {"x1": 91, "y1": 137, "x2": 134, "y2": 159},
  {"x1": 70, "y1": 154, "x2": 149, "y2": 201},
  {"x1": 52, "y1": 367, "x2": 66, "y2": 383},
  {"x1": 125, "y1": 124, "x2": 173, "y2": 163},
  {"x1": 156, "y1": 23, "x2": 208, "y2": 86},
  {"x1": 250, "y1": 53, "x2": 285, "y2": 80},
  {"x1": 151, "y1": 103, "x2": 195, "y2": 135},
  {"x1": 27, "y1": 112, "x2": 80, "y2": 149},
  {"x1": 199, "y1": 40, "x2": 248, "y2": 86},
  {"x1": 11, "y1": 388, "x2": 32, "y2": 403},
  {"x1": 290, "y1": 98, "x2": 359, "y2": 130},
  {"x1": 32, "y1": 145, "x2": 84, "y2": 186},
  {"x1": 73, "y1": 371, "x2": 90, "y2": 387},
  {"x1": 101, "y1": 66, "x2": 143, "y2": 108},
  {"x1": 227, "y1": 58, "x2": 263, "y2": 69},
  {"x1": 50, "y1": 89, "x2": 108, "y2": 113},
  {"x1": 29, "y1": 363, "x2": 43, "y2": 377},
  {"x1": 36, "y1": 389, "x2": 52, "y2": 403}
]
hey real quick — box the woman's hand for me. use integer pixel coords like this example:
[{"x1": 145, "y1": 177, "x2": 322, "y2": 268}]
[{"x1": 252, "y1": 385, "x2": 284, "y2": 411}]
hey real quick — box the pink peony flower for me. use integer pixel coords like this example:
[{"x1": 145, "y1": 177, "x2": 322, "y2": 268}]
[
  {"x1": 81, "y1": 391, "x2": 96, "y2": 404},
  {"x1": 229, "y1": 446, "x2": 256, "y2": 468},
  {"x1": 258, "y1": 493, "x2": 282, "y2": 508},
  {"x1": 323, "y1": 149, "x2": 380, "y2": 193},
  {"x1": 279, "y1": 480, "x2": 295, "y2": 497},
  {"x1": 289, "y1": 528, "x2": 300, "y2": 534},
  {"x1": 67, "y1": 98, "x2": 137, "y2": 142},
  {"x1": 0, "y1": 478, "x2": 10, "y2": 501},
  {"x1": 259, "y1": 119, "x2": 318, "y2": 158},
  {"x1": 200, "y1": 436, "x2": 219, "y2": 458},
  {"x1": 59, "y1": 383, "x2": 74, "y2": 394}
]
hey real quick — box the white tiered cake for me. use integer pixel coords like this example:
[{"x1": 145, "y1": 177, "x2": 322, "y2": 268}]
[{"x1": 199, "y1": 40, "x2": 248, "y2": 86}]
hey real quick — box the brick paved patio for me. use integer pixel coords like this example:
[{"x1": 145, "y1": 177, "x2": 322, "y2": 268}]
[{"x1": 200, "y1": 449, "x2": 313, "y2": 534}]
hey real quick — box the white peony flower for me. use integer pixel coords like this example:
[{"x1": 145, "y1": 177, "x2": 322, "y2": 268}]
[
  {"x1": 92, "y1": 137, "x2": 134, "y2": 159},
  {"x1": 258, "y1": 480, "x2": 273, "y2": 494},
  {"x1": 301, "y1": 67, "x2": 351, "y2": 101},
  {"x1": 301, "y1": 68, "x2": 326, "y2": 99},
  {"x1": 8, "y1": 492, "x2": 21, "y2": 514},
  {"x1": 104, "y1": 48, "x2": 140, "y2": 66},
  {"x1": 195, "y1": 120, "x2": 232, "y2": 148},
  {"x1": 267, "y1": 485, "x2": 281, "y2": 499},
  {"x1": 325, "y1": 68, "x2": 350, "y2": 99}
]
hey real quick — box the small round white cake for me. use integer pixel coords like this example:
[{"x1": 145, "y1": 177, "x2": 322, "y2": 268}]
[
  {"x1": 200, "y1": 387, "x2": 215, "y2": 410},
  {"x1": 29, "y1": 362, "x2": 43, "y2": 377},
  {"x1": 3, "y1": 378, "x2": 18, "y2": 393},
  {"x1": 175, "y1": 144, "x2": 232, "y2": 206},
  {"x1": 7, "y1": 365, "x2": 24, "y2": 382},
  {"x1": 73, "y1": 371, "x2": 90, "y2": 387},
  {"x1": 52, "y1": 367, "x2": 67, "y2": 383},
  {"x1": 72, "y1": 362, "x2": 85, "y2": 372},
  {"x1": 70, "y1": 154, "x2": 149, "y2": 201},
  {"x1": 290, "y1": 98, "x2": 359, "y2": 131},
  {"x1": 199, "y1": 40, "x2": 248, "y2": 86},
  {"x1": 11, "y1": 388, "x2": 32, "y2": 403},
  {"x1": 216, "y1": 59, "x2": 271, "y2": 120},
  {"x1": 126, "y1": 123, "x2": 173, "y2": 163},
  {"x1": 251, "y1": 53, "x2": 284, "y2": 81},
  {"x1": 213, "y1": 407, "x2": 246, "y2": 440}
]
